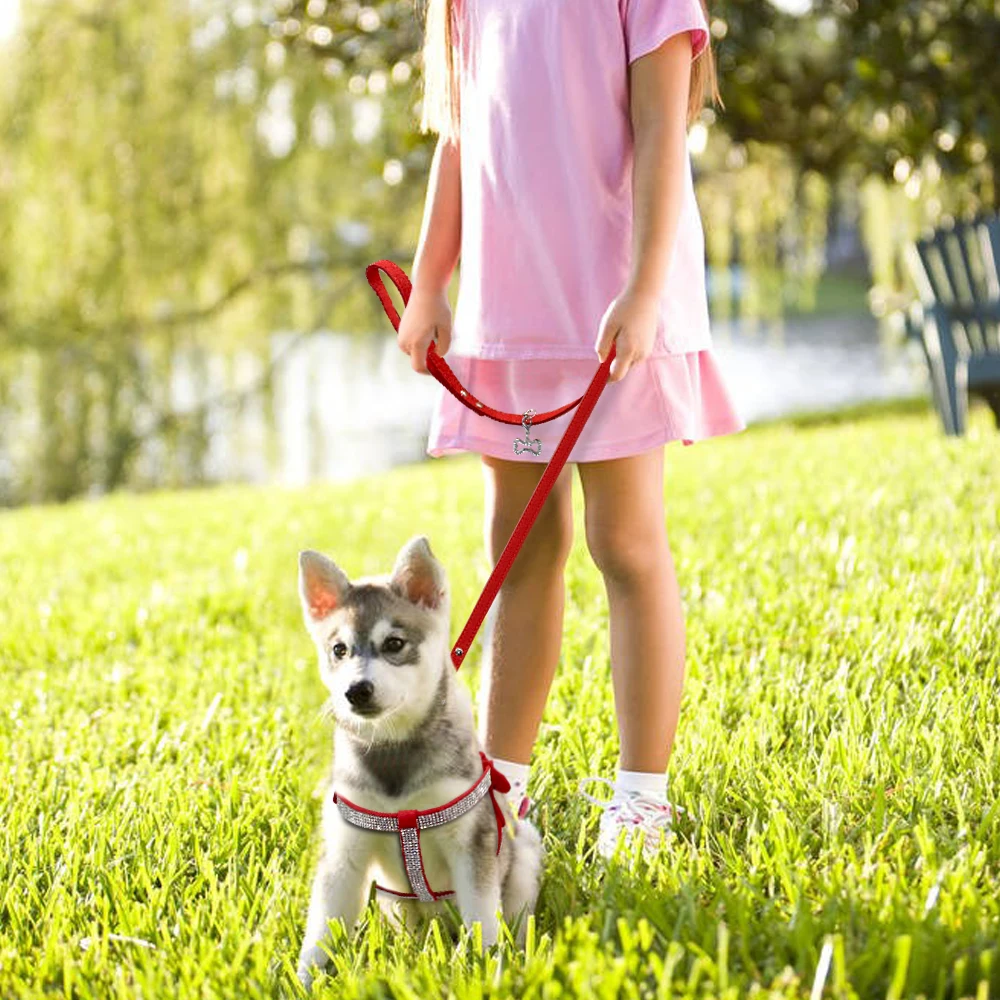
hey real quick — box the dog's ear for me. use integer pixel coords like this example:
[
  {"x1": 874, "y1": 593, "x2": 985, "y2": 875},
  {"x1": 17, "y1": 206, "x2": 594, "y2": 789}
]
[
  {"x1": 299, "y1": 550, "x2": 350, "y2": 624},
  {"x1": 389, "y1": 536, "x2": 447, "y2": 611}
]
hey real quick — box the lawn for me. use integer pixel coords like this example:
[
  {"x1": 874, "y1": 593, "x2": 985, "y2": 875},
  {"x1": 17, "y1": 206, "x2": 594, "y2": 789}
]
[{"x1": 1, "y1": 400, "x2": 998, "y2": 1000}]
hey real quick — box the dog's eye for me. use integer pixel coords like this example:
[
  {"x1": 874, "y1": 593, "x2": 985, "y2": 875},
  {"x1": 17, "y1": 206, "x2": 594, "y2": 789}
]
[
  {"x1": 330, "y1": 642, "x2": 348, "y2": 659},
  {"x1": 383, "y1": 637, "x2": 406, "y2": 653}
]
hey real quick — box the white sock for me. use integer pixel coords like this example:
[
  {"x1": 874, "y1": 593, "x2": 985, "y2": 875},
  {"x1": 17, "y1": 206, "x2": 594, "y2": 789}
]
[
  {"x1": 615, "y1": 767, "x2": 668, "y2": 801},
  {"x1": 490, "y1": 756, "x2": 531, "y2": 805}
]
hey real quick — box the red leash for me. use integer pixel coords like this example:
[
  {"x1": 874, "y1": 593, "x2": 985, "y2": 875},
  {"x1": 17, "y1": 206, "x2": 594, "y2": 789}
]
[{"x1": 366, "y1": 260, "x2": 615, "y2": 670}]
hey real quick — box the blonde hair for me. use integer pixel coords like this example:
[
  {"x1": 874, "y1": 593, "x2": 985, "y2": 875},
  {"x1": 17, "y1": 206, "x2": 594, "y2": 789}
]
[{"x1": 418, "y1": 0, "x2": 722, "y2": 141}]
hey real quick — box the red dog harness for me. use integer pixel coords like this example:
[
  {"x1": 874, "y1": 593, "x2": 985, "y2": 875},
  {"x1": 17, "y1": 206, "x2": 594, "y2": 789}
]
[
  {"x1": 333, "y1": 753, "x2": 511, "y2": 901},
  {"x1": 329, "y1": 261, "x2": 614, "y2": 901}
]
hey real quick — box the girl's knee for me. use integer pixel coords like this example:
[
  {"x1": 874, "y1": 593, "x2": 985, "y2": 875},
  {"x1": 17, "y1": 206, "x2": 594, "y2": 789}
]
[{"x1": 584, "y1": 519, "x2": 665, "y2": 583}]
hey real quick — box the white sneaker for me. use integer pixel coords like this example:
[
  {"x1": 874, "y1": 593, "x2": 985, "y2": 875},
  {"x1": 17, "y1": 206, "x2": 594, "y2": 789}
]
[{"x1": 578, "y1": 775, "x2": 681, "y2": 861}]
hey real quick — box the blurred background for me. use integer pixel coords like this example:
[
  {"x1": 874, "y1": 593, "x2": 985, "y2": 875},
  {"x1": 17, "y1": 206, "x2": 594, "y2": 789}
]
[{"x1": 0, "y1": 0, "x2": 997, "y2": 506}]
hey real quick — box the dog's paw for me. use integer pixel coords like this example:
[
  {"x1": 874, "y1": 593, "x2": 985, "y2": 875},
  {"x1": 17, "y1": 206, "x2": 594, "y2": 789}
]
[
  {"x1": 479, "y1": 914, "x2": 501, "y2": 949},
  {"x1": 296, "y1": 949, "x2": 326, "y2": 992},
  {"x1": 296, "y1": 965, "x2": 314, "y2": 992}
]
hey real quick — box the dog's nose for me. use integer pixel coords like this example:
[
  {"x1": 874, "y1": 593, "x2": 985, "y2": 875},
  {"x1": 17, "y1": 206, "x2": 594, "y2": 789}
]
[{"x1": 345, "y1": 680, "x2": 375, "y2": 709}]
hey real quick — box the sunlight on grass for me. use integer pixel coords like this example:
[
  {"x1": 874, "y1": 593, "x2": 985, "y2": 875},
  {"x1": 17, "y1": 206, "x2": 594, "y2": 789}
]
[{"x1": 1, "y1": 404, "x2": 998, "y2": 998}]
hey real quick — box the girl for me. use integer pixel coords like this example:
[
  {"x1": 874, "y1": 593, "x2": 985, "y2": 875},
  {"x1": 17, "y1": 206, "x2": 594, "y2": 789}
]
[{"x1": 397, "y1": 0, "x2": 744, "y2": 859}]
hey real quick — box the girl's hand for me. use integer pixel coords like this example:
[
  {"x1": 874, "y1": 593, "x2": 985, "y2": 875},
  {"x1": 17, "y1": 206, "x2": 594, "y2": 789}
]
[
  {"x1": 595, "y1": 285, "x2": 660, "y2": 383},
  {"x1": 397, "y1": 284, "x2": 453, "y2": 374}
]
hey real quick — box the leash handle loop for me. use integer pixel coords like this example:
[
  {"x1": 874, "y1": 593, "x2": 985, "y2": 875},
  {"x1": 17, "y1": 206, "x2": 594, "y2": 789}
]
[{"x1": 366, "y1": 260, "x2": 615, "y2": 426}]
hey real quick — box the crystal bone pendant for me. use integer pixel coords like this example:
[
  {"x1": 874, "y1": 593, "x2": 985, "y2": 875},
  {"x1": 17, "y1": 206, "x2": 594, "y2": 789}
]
[{"x1": 513, "y1": 409, "x2": 542, "y2": 456}]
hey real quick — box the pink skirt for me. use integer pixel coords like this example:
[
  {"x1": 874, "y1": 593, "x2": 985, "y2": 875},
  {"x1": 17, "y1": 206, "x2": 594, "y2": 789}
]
[{"x1": 426, "y1": 351, "x2": 745, "y2": 463}]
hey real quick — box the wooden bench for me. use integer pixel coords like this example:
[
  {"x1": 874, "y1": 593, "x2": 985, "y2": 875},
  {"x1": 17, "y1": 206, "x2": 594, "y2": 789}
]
[{"x1": 903, "y1": 212, "x2": 1000, "y2": 435}]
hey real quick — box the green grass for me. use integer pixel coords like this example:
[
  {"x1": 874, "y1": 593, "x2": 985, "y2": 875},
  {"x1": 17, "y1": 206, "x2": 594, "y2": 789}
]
[{"x1": 1, "y1": 400, "x2": 998, "y2": 999}]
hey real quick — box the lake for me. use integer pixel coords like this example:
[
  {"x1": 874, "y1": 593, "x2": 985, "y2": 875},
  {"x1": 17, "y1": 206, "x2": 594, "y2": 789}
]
[
  {"x1": 246, "y1": 312, "x2": 926, "y2": 485},
  {"x1": 0, "y1": 312, "x2": 928, "y2": 502}
]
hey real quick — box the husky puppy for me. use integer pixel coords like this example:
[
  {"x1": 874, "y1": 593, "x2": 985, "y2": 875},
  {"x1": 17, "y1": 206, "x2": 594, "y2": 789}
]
[{"x1": 296, "y1": 536, "x2": 543, "y2": 988}]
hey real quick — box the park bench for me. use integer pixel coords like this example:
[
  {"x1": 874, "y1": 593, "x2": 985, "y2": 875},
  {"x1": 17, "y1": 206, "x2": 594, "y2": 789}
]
[{"x1": 903, "y1": 211, "x2": 1000, "y2": 435}]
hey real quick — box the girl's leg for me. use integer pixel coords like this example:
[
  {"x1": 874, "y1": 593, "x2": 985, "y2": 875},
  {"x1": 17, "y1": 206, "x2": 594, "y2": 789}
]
[
  {"x1": 477, "y1": 454, "x2": 575, "y2": 763},
  {"x1": 576, "y1": 445, "x2": 683, "y2": 773}
]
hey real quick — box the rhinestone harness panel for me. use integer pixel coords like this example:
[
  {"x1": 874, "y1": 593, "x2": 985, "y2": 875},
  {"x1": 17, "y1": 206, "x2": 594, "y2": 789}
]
[{"x1": 332, "y1": 752, "x2": 511, "y2": 901}]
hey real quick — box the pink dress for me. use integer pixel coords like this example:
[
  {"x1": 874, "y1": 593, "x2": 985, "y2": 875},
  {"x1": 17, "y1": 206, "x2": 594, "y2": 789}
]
[{"x1": 426, "y1": 0, "x2": 745, "y2": 463}]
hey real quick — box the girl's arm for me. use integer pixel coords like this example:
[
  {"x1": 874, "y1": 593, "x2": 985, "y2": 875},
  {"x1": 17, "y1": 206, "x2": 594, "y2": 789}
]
[
  {"x1": 595, "y1": 32, "x2": 695, "y2": 383},
  {"x1": 412, "y1": 136, "x2": 462, "y2": 294},
  {"x1": 626, "y1": 33, "x2": 693, "y2": 299},
  {"x1": 398, "y1": 135, "x2": 462, "y2": 373}
]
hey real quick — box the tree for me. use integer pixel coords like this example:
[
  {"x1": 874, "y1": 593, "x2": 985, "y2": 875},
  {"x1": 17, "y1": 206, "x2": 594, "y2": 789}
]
[
  {"x1": 710, "y1": 0, "x2": 998, "y2": 200},
  {"x1": 0, "y1": 0, "x2": 417, "y2": 502}
]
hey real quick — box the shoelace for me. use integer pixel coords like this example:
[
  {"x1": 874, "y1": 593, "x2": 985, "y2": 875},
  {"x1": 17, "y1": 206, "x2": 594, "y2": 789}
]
[
  {"x1": 499, "y1": 795, "x2": 530, "y2": 838},
  {"x1": 577, "y1": 775, "x2": 685, "y2": 825}
]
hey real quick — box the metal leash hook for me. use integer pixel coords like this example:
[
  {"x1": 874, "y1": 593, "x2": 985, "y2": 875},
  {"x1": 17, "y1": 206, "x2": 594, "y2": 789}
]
[{"x1": 513, "y1": 409, "x2": 542, "y2": 456}]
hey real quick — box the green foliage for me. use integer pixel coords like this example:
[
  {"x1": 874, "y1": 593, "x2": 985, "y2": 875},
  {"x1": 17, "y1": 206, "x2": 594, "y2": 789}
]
[
  {"x1": 1, "y1": 404, "x2": 998, "y2": 997},
  {"x1": 0, "y1": 0, "x2": 429, "y2": 354},
  {"x1": 713, "y1": 0, "x2": 1000, "y2": 194}
]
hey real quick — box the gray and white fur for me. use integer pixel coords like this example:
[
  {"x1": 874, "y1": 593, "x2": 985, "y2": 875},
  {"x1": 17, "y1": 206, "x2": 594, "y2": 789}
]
[{"x1": 296, "y1": 536, "x2": 543, "y2": 989}]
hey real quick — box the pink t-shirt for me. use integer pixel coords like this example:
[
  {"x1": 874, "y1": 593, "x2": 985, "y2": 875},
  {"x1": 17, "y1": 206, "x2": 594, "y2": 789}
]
[{"x1": 448, "y1": 0, "x2": 712, "y2": 360}]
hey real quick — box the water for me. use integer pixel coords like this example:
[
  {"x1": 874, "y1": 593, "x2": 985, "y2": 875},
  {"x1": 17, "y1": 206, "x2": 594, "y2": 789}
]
[
  {"x1": 0, "y1": 312, "x2": 928, "y2": 501},
  {"x1": 708, "y1": 313, "x2": 925, "y2": 423},
  {"x1": 252, "y1": 312, "x2": 926, "y2": 485}
]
